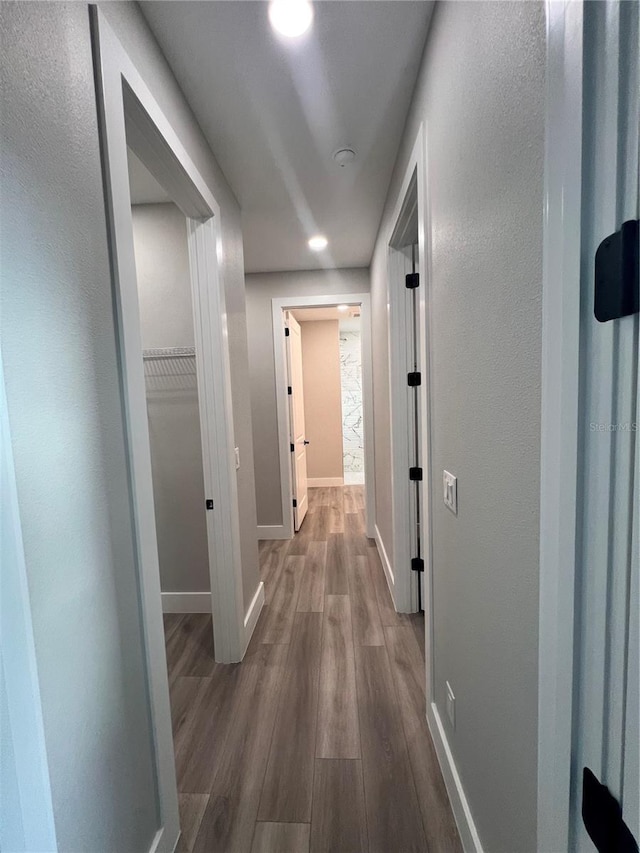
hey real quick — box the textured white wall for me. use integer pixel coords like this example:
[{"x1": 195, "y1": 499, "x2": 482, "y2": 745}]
[
  {"x1": 0, "y1": 4, "x2": 158, "y2": 849},
  {"x1": 370, "y1": 3, "x2": 545, "y2": 849},
  {"x1": 132, "y1": 203, "x2": 209, "y2": 594},
  {"x1": 245, "y1": 268, "x2": 370, "y2": 526},
  {"x1": 101, "y1": 2, "x2": 260, "y2": 613}
]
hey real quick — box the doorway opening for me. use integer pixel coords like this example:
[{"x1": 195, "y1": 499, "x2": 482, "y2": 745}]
[
  {"x1": 284, "y1": 305, "x2": 366, "y2": 533},
  {"x1": 271, "y1": 294, "x2": 374, "y2": 540},
  {"x1": 93, "y1": 9, "x2": 248, "y2": 847},
  {"x1": 127, "y1": 148, "x2": 212, "y2": 622}
]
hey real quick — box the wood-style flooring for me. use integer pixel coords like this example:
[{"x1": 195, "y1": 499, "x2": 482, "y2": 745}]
[{"x1": 163, "y1": 485, "x2": 461, "y2": 853}]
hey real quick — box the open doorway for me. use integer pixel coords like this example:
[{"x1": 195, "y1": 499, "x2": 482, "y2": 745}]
[
  {"x1": 284, "y1": 305, "x2": 366, "y2": 532},
  {"x1": 127, "y1": 149, "x2": 212, "y2": 619},
  {"x1": 271, "y1": 294, "x2": 374, "y2": 540},
  {"x1": 93, "y1": 9, "x2": 249, "y2": 847}
]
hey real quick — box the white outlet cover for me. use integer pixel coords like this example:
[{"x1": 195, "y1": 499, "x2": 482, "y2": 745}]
[
  {"x1": 446, "y1": 681, "x2": 456, "y2": 729},
  {"x1": 443, "y1": 470, "x2": 457, "y2": 514}
]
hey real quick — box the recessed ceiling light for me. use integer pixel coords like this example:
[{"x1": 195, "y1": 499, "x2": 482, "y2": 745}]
[
  {"x1": 337, "y1": 305, "x2": 349, "y2": 312},
  {"x1": 308, "y1": 235, "x2": 328, "y2": 251},
  {"x1": 269, "y1": 0, "x2": 313, "y2": 38}
]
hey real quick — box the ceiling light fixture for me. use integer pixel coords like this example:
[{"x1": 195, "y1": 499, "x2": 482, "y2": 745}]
[
  {"x1": 337, "y1": 305, "x2": 349, "y2": 312},
  {"x1": 308, "y1": 235, "x2": 328, "y2": 251},
  {"x1": 269, "y1": 0, "x2": 313, "y2": 38}
]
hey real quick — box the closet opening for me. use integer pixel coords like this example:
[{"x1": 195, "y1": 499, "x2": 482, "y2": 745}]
[{"x1": 127, "y1": 147, "x2": 215, "y2": 662}]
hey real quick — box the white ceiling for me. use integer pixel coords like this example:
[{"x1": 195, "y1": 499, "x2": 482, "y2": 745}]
[{"x1": 139, "y1": 1, "x2": 433, "y2": 273}]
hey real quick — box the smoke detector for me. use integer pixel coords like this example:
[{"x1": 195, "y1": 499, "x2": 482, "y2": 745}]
[{"x1": 333, "y1": 147, "x2": 356, "y2": 168}]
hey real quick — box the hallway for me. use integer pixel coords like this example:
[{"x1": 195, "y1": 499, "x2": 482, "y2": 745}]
[{"x1": 163, "y1": 486, "x2": 461, "y2": 852}]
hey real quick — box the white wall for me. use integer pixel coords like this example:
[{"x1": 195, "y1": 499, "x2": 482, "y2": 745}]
[
  {"x1": 132, "y1": 203, "x2": 209, "y2": 594},
  {"x1": 0, "y1": 5, "x2": 158, "y2": 849},
  {"x1": 0, "y1": 2, "x2": 262, "y2": 849},
  {"x1": 100, "y1": 2, "x2": 260, "y2": 614},
  {"x1": 245, "y1": 268, "x2": 369, "y2": 527},
  {"x1": 370, "y1": 2, "x2": 545, "y2": 849}
]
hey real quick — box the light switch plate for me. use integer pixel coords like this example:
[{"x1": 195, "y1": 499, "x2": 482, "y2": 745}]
[
  {"x1": 443, "y1": 470, "x2": 457, "y2": 514},
  {"x1": 446, "y1": 681, "x2": 456, "y2": 729},
  {"x1": 235, "y1": 447, "x2": 240, "y2": 470}
]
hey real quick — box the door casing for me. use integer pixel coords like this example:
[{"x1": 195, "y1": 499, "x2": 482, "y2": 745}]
[{"x1": 271, "y1": 293, "x2": 374, "y2": 541}]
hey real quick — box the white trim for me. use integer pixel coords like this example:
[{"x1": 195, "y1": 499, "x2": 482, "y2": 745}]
[
  {"x1": 386, "y1": 124, "x2": 431, "y2": 628},
  {"x1": 537, "y1": 3, "x2": 583, "y2": 849},
  {"x1": 374, "y1": 525, "x2": 395, "y2": 588},
  {"x1": 243, "y1": 581, "x2": 265, "y2": 653},
  {"x1": 161, "y1": 592, "x2": 211, "y2": 614},
  {"x1": 91, "y1": 9, "x2": 244, "y2": 849},
  {"x1": 257, "y1": 524, "x2": 290, "y2": 540},
  {"x1": 427, "y1": 703, "x2": 484, "y2": 853},
  {"x1": 272, "y1": 293, "x2": 375, "y2": 540},
  {"x1": 308, "y1": 477, "x2": 344, "y2": 487}
]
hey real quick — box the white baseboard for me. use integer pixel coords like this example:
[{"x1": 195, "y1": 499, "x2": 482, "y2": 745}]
[
  {"x1": 427, "y1": 702, "x2": 484, "y2": 853},
  {"x1": 243, "y1": 581, "x2": 265, "y2": 653},
  {"x1": 307, "y1": 477, "x2": 344, "y2": 487},
  {"x1": 374, "y1": 524, "x2": 395, "y2": 588},
  {"x1": 161, "y1": 591, "x2": 211, "y2": 613},
  {"x1": 257, "y1": 524, "x2": 290, "y2": 540}
]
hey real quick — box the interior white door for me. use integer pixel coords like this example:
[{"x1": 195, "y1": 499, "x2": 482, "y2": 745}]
[
  {"x1": 571, "y1": 2, "x2": 639, "y2": 847},
  {"x1": 285, "y1": 312, "x2": 309, "y2": 531}
]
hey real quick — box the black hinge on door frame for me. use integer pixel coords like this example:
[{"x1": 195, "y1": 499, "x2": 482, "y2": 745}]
[
  {"x1": 411, "y1": 557, "x2": 424, "y2": 573},
  {"x1": 290, "y1": 443, "x2": 295, "y2": 453},
  {"x1": 594, "y1": 219, "x2": 639, "y2": 322},
  {"x1": 408, "y1": 371, "x2": 421, "y2": 387},
  {"x1": 406, "y1": 272, "x2": 420, "y2": 289},
  {"x1": 205, "y1": 499, "x2": 214, "y2": 510},
  {"x1": 409, "y1": 467, "x2": 423, "y2": 481},
  {"x1": 287, "y1": 386, "x2": 292, "y2": 395},
  {"x1": 292, "y1": 498, "x2": 297, "y2": 509},
  {"x1": 582, "y1": 767, "x2": 639, "y2": 853},
  {"x1": 285, "y1": 326, "x2": 290, "y2": 337}
]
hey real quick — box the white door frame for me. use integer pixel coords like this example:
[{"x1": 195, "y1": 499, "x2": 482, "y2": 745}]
[
  {"x1": 386, "y1": 124, "x2": 433, "y2": 632},
  {"x1": 92, "y1": 8, "x2": 246, "y2": 851},
  {"x1": 271, "y1": 293, "x2": 375, "y2": 540},
  {"x1": 538, "y1": 1, "x2": 639, "y2": 848},
  {"x1": 537, "y1": 4, "x2": 583, "y2": 847}
]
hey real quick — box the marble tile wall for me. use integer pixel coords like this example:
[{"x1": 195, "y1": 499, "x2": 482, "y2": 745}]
[{"x1": 339, "y1": 328, "x2": 364, "y2": 477}]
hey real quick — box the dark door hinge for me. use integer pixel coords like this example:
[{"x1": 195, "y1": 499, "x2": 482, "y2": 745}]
[
  {"x1": 285, "y1": 327, "x2": 290, "y2": 336},
  {"x1": 408, "y1": 372, "x2": 421, "y2": 387},
  {"x1": 411, "y1": 557, "x2": 425, "y2": 572},
  {"x1": 287, "y1": 386, "x2": 292, "y2": 395},
  {"x1": 292, "y1": 498, "x2": 297, "y2": 508},
  {"x1": 290, "y1": 443, "x2": 295, "y2": 453},
  {"x1": 205, "y1": 499, "x2": 214, "y2": 510},
  {"x1": 594, "y1": 219, "x2": 639, "y2": 322},
  {"x1": 406, "y1": 272, "x2": 420, "y2": 289},
  {"x1": 409, "y1": 467, "x2": 423, "y2": 481},
  {"x1": 582, "y1": 767, "x2": 639, "y2": 853}
]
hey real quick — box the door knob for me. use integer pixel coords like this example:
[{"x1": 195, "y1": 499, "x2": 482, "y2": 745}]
[{"x1": 303, "y1": 440, "x2": 310, "y2": 445}]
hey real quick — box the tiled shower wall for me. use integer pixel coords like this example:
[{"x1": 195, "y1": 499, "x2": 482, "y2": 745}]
[{"x1": 339, "y1": 328, "x2": 364, "y2": 477}]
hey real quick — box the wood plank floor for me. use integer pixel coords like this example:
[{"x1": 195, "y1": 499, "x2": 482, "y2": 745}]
[{"x1": 164, "y1": 485, "x2": 461, "y2": 853}]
